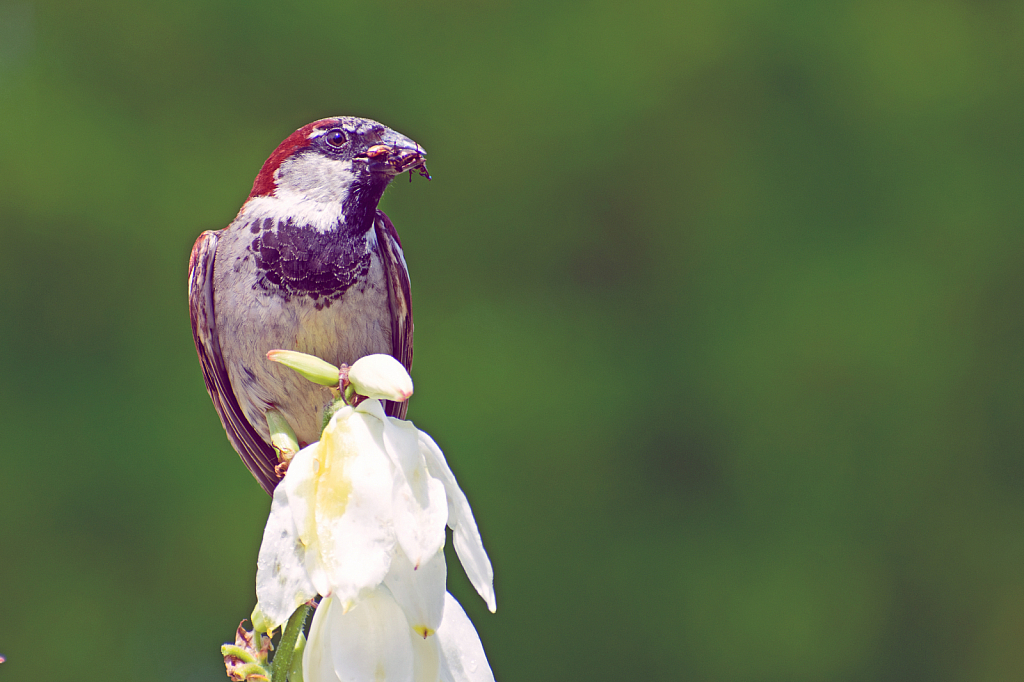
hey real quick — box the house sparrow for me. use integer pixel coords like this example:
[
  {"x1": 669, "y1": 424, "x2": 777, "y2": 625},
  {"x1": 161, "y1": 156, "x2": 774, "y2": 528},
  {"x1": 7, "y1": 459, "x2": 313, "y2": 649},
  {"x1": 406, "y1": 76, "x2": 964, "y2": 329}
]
[{"x1": 189, "y1": 117, "x2": 428, "y2": 494}]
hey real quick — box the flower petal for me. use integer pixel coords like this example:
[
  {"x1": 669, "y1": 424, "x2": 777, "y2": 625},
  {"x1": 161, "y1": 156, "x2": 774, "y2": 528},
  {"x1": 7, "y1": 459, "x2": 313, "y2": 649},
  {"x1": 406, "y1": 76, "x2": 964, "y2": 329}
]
[
  {"x1": 418, "y1": 432, "x2": 496, "y2": 613},
  {"x1": 411, "y1": 626, "x2": 442, "y2": 682},
  {"x1": 281, "y1": 438, "x2": 330, "y2": 597},
  {"x1": 384, "y1": 548, "x2": 447, "y2": 638},
  {"x1": 314, "y1": 409, "x2": 395, "y2": 604},
  {"x1": 303, "y1": 591, "x2": 415, "y2": 682},
  {"x1": 370, "y1": 408, "x2": 448, "y2": 566},
  {"x1": 437, "y1": 592, "x2": 495, "y2": 682},
  {"x1": 255, "y1": 444, "x2": 319, "y2": 629},
  {"x1": 302, "y1": 597, "x2": 338, "y2": 682}
]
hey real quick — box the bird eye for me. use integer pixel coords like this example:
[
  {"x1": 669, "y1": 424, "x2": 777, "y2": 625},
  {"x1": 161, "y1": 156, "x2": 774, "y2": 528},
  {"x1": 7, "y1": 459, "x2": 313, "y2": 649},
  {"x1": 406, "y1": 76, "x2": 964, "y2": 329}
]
[{"x1": 324, "y1": 128, "x2": 347, "y2": 149}]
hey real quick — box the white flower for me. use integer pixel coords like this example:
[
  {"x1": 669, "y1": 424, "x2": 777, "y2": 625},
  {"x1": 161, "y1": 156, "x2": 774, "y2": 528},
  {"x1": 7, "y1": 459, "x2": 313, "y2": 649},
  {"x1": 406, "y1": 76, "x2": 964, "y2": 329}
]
[
  {"x1": 305, "y1": 590, "x2": 495, "y2": 682},
  {"x1": 253, "y1": 357, "x2": 496, "y2": 682},
  {"x1": 348, "y1": 353, "x2": 414, "y2": 402}
]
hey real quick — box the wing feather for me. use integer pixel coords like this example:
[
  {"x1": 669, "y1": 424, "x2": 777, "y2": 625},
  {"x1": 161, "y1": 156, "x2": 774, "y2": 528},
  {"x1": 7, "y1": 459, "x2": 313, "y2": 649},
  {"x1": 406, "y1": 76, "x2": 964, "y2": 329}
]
[
  {"x1": 189, "y1": 230, "x2": 282, "y2": 495},
  {"x1": 375, "y1": 210, "x2": 414, "y2": 420}
]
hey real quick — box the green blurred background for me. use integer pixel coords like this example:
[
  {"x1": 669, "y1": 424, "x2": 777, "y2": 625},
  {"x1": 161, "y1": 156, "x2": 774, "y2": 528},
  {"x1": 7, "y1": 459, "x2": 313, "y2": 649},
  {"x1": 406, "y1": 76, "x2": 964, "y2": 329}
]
[{"x1": 1, "y1": 0, "x2": 1023, "y2": 680}]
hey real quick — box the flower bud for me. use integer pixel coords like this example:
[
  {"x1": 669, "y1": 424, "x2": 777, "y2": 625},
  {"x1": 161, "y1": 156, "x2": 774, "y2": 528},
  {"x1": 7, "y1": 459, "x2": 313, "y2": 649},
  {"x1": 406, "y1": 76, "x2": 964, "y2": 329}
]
[
  {"x1": 267, "y1": 350, "x2": 340, "y2": 387},
  {"x1": 266, "y1": 409, "x2": 300, "y2": 465},
  {"x1": 348, "y1": 354, "x2": 413, "y2": 402}
]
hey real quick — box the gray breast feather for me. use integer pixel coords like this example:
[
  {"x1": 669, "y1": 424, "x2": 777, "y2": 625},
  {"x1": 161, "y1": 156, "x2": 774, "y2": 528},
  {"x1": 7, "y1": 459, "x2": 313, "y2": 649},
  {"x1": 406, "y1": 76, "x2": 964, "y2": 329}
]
[{"x1": 213, "y1": 220, "x2": 392, "y2": 446}]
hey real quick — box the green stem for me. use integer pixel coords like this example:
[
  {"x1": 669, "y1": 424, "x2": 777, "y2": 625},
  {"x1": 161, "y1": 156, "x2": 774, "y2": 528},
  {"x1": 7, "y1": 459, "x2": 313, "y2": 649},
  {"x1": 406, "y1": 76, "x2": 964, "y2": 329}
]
[{"x1": 271, "y1": 603, "x2": 312, "y2": 682}]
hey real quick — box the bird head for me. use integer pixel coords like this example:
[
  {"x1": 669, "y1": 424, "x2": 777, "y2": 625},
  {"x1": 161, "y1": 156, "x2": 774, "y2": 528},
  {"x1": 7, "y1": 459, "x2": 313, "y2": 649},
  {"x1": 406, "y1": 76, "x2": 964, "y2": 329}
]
[{"x1": 242, "y1": 117, "x2": 428, "y2": 230}]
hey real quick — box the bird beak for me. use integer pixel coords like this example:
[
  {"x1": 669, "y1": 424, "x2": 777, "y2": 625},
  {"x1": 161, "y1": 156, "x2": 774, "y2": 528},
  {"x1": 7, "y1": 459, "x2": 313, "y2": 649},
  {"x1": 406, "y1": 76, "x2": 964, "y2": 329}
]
[{"x1": 359, "y1": 130, "x2": 430, "y2": 179}]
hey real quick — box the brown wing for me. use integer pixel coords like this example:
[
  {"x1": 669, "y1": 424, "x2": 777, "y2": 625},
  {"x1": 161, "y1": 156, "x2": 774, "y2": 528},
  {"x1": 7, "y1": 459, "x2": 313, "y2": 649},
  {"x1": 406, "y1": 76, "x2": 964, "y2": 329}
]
[
  {"x1": 375, "y1": 210, "x2": 414, "y2": 420},
  {"x1": 189, "y1": 230, "x2": 282, "y2": 495}
]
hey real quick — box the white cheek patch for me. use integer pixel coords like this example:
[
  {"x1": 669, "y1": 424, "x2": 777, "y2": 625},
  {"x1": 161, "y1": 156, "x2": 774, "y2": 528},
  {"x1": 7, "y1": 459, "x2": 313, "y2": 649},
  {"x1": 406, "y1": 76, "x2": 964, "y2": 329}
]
[
  {"x1": 277, "y1": 154, "x2": 357, "y2": 202},
  {"x1": 241, "y1": 153, "x2": 358, "y2": 232}
]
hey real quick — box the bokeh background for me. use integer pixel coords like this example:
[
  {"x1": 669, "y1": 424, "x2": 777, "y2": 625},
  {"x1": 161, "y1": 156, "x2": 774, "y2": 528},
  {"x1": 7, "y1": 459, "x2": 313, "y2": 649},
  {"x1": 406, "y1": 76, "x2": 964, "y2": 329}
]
[{"x1": 1, "y1": 1, "x2": 1023, "y2": 680}]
